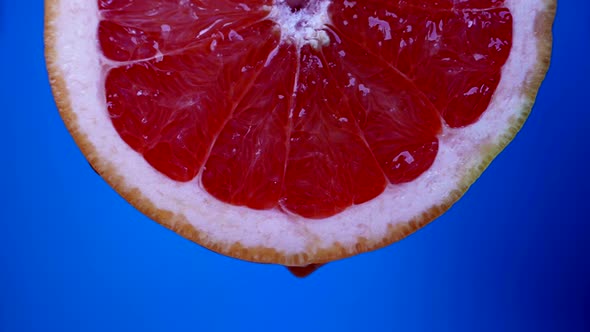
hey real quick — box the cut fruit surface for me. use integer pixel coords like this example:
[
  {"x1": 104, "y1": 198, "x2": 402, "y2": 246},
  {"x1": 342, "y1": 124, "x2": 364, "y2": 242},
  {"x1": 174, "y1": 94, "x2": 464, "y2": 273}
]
[
  {"x1": 46, "y1": 0, "x2": 555, "y2": 267},
  {"x1": 98, "y1": 0, "x2": 509, "y2": 218}
]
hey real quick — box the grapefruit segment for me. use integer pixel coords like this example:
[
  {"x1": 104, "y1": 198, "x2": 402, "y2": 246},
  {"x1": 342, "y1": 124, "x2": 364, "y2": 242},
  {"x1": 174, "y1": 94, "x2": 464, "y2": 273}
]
[
  {"x1": 411, "y1": 7, "x2": 513, "y2": 127},
  {"x1": 99, "y1": 0, "x2": 271, "y2": 62},
  {"x1": 105, "y1": 20, "x2": 280, "y2": 182},
  {"x1": 281, "y1": 45, "x2": 387, "y2": 218},
  {"x1": 202, "y1": 44, "x2": 297, "y2": 210},
  {"x1": 321, "y1": 30, "x2": 442, "y2": 184},
  {"x1": 328, "y1": 0, "x2": 513, "y2": 127}
]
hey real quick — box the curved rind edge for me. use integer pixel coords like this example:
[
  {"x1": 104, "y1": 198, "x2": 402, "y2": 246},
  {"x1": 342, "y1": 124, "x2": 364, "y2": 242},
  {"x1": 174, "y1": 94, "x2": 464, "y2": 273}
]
[{"x1": 44, "y1": 0, "x2": 556, "y2": 267}]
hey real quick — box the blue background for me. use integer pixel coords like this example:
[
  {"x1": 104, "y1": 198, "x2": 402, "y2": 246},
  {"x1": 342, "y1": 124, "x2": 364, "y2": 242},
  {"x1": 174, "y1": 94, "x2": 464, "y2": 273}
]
[{"x1": 1, "y1": 1, "x2": 588, "y2": 331}]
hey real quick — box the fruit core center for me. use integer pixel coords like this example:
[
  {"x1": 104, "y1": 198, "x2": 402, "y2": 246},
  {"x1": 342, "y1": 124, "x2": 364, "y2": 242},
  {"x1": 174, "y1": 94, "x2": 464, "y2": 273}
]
[{"x1": 268, "y1": 0, "x2": 331, "y2": 48}]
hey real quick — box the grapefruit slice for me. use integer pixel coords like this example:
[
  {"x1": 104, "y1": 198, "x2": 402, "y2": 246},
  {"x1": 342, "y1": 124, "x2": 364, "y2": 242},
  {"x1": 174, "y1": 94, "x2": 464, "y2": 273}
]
[{"x1": 45, "y1": 0, "x2": 555, "y2": 269}]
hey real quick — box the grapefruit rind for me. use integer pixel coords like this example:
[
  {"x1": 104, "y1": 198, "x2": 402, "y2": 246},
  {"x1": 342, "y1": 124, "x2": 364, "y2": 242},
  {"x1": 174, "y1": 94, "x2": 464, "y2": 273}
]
[{"x1": 45, "y1": 0, "x2": 556, "y2": 266}]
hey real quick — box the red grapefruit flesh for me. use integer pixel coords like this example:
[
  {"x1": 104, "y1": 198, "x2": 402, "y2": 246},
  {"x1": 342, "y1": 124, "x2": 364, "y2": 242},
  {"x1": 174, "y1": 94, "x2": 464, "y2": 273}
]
[{"x1": 98, "y1": 0, "x2": 511, "y2": 218}]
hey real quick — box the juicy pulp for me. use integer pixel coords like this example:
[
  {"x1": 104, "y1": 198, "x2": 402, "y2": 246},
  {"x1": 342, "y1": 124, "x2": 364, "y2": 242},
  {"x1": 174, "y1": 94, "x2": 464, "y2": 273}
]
[{"x1": 99, "y1": 0, "x2": 513, "y2": 219}]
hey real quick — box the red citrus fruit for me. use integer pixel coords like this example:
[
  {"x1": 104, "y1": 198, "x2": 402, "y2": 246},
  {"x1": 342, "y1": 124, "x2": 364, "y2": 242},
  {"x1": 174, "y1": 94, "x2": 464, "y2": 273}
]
[{"x1": 45, "y1": 0, "x2": 556, "y2": 274}]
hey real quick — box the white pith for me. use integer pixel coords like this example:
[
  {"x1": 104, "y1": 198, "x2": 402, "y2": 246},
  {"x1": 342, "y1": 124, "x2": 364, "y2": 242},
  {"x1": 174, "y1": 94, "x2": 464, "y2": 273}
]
[
  {"x1": 267, "y1": 0, "x2": 331, "y2": 48},
  {"x1": 48, "y1": 0, "x2": 549, "y2": 263}
]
